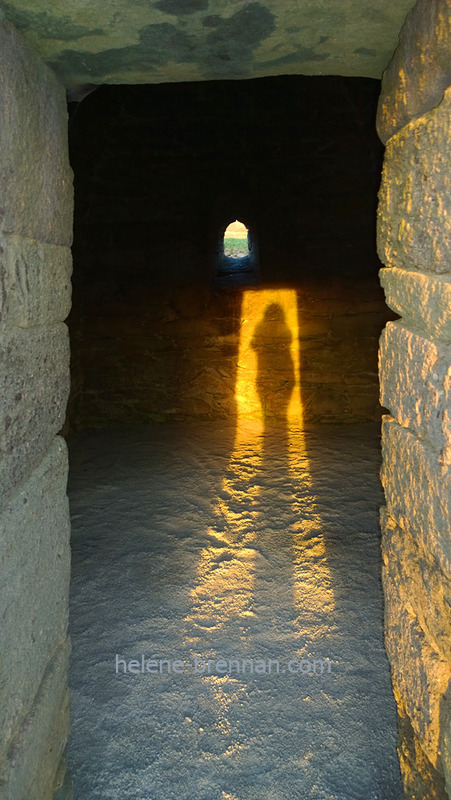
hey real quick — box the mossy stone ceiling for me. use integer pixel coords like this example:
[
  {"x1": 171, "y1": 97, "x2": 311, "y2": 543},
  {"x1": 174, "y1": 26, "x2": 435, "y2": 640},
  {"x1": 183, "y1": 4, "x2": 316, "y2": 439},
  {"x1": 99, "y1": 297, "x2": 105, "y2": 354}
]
[{"x1": 1, "y1": 0, "x2": 416, "y2": 94}]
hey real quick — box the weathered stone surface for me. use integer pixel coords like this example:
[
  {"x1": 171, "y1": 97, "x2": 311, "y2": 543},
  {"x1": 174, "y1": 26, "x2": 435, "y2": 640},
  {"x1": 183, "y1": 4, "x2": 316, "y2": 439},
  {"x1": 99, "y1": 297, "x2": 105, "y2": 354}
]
[
  {"x1": 66, "y1": 79, "x2": 390, "y2": 428},
  {"x1": 377, "y1": 0, "x2": 451, "y2": 143},
  {"x1": 0, "y1": 0, "x2": 416, "y2": 91},
  {"x1": 380, "y1": 266, "x2": 451, "y2": 341},
  {"x1": 0, "y1": 437, "x2": 70, "y2": 753},
  {"x1": 383, "y1": 567, "x2": 450, "y2": 771},
  {"x1": 0, "y1": 324, "x2": 70, "y2": 505},
  {"x1": 0, "y1": 18, "x2": 73, "y2": 245},
  {"x1": 0, "y1": 639, "x2": 70, "y2": 800},
  {"x1": 381, "y1": 508, "x2": 450, "y2": 663},
  {"x1": 377, "y1": 87, "x2": 451, "y2": 274},
  {"x1": 71, "y1": 292, "x2": 388, "y2": 426},
  {"x1": 0, "y1": 234, "x2": 72, "y2": 329},
  {"x1": 379, "y1": 322, "x2": 451, "y2": 462},
  {"x1": 396, "y1": 689, "x2": 450, "y2": 800},
  {"x1": 380, "y1": 417, "x2": 451, "y2": 575},
  {"x1": 444, "y1": 712, "x2": 451, "y2": 799},
  {"x1": 53, "y1": 766, "x2": 74, "y2": 800}
]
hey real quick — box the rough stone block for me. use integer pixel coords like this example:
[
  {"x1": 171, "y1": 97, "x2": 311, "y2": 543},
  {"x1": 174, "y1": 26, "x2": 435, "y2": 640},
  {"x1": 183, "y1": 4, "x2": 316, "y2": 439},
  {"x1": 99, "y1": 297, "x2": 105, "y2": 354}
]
[
  {"x1": 380, "y1": 417, "x2": 451, "y2": 574},
  {"x1": 297, "y1": 316, "x2": 330, "y2": 339},
  {"x1": 379, "y1": 267, "x2": 451, "y2": 341},
  {"x1": 0, "y1": 437, "x2": 70, "y2": 751},
  {"x1": 383, "y1": 568, "x2": 451, "y2": 772},
  {"x1": 396, "y1": 689, "x2": 449, "y2": 800},
  {"x1": 0, "y1": 18, "x2": 73, "y2": 245},
  {"x1": 444, "y1": 715, "x2": 451, "y2": 800},
  {"x1": 379, "y1": 322, "x2": 451, "y2": 462},
  {"x1": 0, "y1": 234, "x2": 72, "y2": 329},
  {"x1": 377, "y1": 88, "x2": 451, "y2": 274},
  {"x1": 301, "y1": 386, "x2": 350, "y2": 422},
  {"x1": 329, "y1": 311, "x2": 388, "y2": 339},
  {"x1": 345, "y1": 388, "x2": 382, "y2": 421},
  {"x1": 0, "y1": 639, "x2": 70, "y2": 800},
  {"x1": 53, "y1": 766, "x2": 73, "y2": 800},
  {"x1": 381, "y1": 508, "x2": 451, "y2": 663},
  {"x1": 377, "y1": 0, "x2": 451, "y2": 143},
  {"x1": 0, "y1": 324, "x2": 70, "y2": 506}
]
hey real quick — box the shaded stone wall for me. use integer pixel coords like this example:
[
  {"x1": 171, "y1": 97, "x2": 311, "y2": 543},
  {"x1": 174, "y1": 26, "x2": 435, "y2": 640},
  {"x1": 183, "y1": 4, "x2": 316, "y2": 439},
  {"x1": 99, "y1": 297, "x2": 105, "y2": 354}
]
[
  {"x1": 377, "y1": 1, "x2": 451, "y2": 797},
  {"x1": 68, "y1": 76, "x2": 394, "y2": 428},
  {"x1": 0, "y1": 16, "x2": 73, "y2": 800}
]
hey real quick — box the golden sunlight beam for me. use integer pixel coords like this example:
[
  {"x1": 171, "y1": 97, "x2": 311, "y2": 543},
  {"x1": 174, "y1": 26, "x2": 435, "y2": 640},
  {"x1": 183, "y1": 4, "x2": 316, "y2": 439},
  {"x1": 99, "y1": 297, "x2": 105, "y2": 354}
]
[
  {"x1": 185, "y1": 287, "x2": 335, "y2": 639},
  {"x1": 234, "y1": 289, "x2": 303, "y2": 432},
  {"x1": 184, "y1": 287, "x2": 335, "y2": 751}
]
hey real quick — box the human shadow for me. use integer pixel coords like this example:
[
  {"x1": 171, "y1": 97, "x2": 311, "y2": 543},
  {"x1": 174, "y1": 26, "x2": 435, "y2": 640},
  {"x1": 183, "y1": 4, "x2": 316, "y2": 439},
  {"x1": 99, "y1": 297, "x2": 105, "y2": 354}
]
[
  {"x1": 249, "y1": 302, "x2": 329, "y2": 640},
  {"x1": 251, "y1": 303, "x2": 295, "y2": 428},
  {"x1": 179, "y1": 299, "x2": 401, "y2": 798},
  {"x1": 245, "y1": 300, "x2": 401, "y2": 796}
]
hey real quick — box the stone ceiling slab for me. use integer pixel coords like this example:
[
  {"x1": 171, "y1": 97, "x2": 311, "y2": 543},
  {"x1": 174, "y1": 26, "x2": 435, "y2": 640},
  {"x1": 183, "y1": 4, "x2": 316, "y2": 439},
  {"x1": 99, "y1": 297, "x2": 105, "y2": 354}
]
[{"x1": 0, "y1": 0, "x2": 417, "y2": 93}]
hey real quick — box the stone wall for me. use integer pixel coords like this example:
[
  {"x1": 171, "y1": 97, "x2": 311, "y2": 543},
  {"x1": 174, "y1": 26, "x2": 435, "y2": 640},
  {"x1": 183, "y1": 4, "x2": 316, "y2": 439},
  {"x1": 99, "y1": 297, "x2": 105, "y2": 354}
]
[
  {"x1": 68, "y1": 76, "x2": 394, "y2": 429},
  {"x1": 377, "y1": 1, "x2": 451, "y2": 796},
  {"x1": 0, "y1": 16, "x2": 73, "y2": 800},
  {"x1": 68, "y1": 276, "x2": 392, "y2": 427}
]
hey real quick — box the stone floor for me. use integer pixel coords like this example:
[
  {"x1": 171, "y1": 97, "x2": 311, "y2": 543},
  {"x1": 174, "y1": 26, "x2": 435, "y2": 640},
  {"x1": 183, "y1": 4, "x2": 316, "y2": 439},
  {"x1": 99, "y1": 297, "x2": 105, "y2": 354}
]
[{"x1": 67, "y1": 421, "x2": 403, "y2": 800}]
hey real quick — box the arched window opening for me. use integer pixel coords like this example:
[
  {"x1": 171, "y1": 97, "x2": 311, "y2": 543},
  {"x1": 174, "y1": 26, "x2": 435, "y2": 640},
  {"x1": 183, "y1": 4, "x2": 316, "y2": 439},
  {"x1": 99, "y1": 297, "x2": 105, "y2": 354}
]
[
  {"x1": 223, "y1": 220, "x2": 250, "y2": 258},
  {"x1": 215, "y1": 217, "x2": 259, "y2": 289}
]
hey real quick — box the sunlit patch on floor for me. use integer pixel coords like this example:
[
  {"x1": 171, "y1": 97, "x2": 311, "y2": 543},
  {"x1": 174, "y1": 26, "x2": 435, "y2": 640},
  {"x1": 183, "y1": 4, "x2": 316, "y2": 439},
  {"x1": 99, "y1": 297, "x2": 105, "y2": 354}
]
[{"x1": 67, "y1": 422, "x2": 403, "y2": 798}]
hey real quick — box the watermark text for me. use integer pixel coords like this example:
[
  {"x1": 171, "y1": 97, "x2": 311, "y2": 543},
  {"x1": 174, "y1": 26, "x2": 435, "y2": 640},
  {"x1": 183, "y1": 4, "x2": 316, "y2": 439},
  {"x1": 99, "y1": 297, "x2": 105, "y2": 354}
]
[{"x1": 115, "y1": 654, "x2": 332, "y2": 676}]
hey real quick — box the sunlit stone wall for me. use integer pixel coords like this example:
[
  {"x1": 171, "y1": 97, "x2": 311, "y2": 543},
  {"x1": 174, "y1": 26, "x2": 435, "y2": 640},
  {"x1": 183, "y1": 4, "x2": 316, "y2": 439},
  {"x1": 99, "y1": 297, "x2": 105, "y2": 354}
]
[
  {"x1": 0, "y1": 16, "x2": 73, "y2": 800},
  {"x1": 377, "y1": 1, "x2": 451, "y2": 796}
]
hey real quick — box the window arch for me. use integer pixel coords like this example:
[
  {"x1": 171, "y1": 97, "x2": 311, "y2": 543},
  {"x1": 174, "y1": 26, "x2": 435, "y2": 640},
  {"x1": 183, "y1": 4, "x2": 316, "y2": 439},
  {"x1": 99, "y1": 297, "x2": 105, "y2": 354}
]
[
  {"x1": 223, "y1": 219, "x2": 250, "y2": 258},
  {"x1": 215, "y1": 217, "x2": 259, "y2": 288}
]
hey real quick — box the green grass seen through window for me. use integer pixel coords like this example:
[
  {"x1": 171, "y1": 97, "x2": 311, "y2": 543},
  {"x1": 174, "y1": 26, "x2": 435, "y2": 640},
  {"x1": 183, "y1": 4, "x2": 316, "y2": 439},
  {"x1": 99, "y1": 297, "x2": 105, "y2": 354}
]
[{"x1": 224, "y1": 237, "x2": 249, "y2": 257}]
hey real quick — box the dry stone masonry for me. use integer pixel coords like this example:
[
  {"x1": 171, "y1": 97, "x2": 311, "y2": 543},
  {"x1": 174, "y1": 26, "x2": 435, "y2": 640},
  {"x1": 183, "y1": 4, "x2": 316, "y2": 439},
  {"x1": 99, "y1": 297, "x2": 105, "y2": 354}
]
[
  {"x1": 0, "y1": 15, "x2": 73, "y2": 800},
  {"x1": 67, "y1": 77, "x2": 391, "y2": 429},
  {"x1": 377, "y1": 1, "x2": 451, "y2": 796},
  {"x1": 0, "y1": 0, "x2": 449, "y2": 797}
]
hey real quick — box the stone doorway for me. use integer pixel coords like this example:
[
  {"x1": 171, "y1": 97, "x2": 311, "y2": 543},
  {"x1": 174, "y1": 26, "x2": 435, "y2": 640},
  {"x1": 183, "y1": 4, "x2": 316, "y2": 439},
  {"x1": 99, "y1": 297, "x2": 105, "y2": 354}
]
[
  {"x1": 0, "y1": 3, "x2": 449, "y2": 798},
  {"x1": 64, "y1": 76, "x2": 402, "y2": 797}
]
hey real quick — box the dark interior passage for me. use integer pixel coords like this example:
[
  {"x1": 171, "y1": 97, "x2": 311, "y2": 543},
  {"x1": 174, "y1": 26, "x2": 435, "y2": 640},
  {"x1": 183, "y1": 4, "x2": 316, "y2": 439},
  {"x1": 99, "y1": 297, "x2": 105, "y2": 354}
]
[
  {"x1": 0, "y1": 5, "x2": 448, "y2": 798},
  {"x1": 65, "y1": 74, "x2": 404, "y2": 799},
  {"x1": 66, "y1": 75, "x2": 396, "y2": 431}
]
